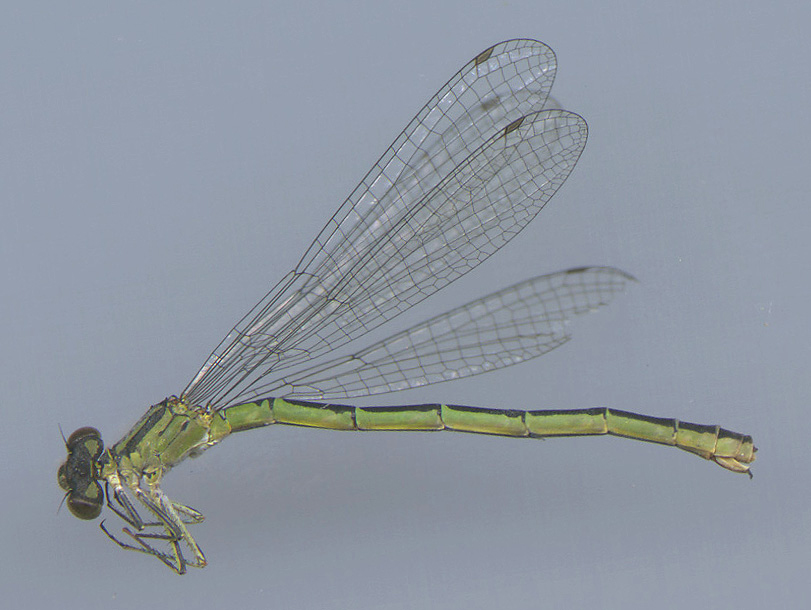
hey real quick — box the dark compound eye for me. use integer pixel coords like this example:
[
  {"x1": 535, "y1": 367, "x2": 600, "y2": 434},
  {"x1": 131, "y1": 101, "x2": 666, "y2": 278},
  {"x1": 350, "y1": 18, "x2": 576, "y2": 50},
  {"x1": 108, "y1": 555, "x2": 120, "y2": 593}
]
[
  {"x1": 59, "y1": 427, "x2": 105, "y2": 520},
  {"x1": 66, "y1": 427, "x2": 103, "y2": 459},
  {"x1": 66, "y1": 481, "x2": 104, "y2": 520}
]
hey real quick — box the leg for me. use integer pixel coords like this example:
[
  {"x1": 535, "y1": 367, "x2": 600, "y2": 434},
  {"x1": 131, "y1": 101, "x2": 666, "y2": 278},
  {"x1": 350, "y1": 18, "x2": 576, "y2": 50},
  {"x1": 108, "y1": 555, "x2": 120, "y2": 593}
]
[{"x1": 100, "y1": 481, "x2": 207, "y2": 573}]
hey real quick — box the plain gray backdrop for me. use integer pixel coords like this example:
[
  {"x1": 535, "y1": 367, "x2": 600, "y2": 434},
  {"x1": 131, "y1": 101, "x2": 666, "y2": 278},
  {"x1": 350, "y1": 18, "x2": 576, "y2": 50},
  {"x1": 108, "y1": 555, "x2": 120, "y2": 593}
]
[{"x1": 2, "y1": 1, "x2": 808, "y2": 608}]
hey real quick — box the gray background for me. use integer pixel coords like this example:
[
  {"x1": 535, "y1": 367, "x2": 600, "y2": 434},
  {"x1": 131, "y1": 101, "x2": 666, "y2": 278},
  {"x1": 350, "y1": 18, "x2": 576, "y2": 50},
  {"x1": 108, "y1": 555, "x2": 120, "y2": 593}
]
[{"x1": 2, "y1": 1, "x2": 808, "y2": 608}]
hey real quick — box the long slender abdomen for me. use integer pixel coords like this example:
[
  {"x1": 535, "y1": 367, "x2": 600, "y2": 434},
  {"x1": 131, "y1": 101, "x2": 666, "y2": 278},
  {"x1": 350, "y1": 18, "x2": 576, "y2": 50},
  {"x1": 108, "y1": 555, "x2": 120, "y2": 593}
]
[{"x1": 214, "y1": 398, "x2": 755, "y2": 475}]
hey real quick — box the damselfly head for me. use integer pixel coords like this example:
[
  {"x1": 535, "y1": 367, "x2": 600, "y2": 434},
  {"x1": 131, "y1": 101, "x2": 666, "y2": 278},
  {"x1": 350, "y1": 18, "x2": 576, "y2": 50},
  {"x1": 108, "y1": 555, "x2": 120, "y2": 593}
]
[{"x1": 57, "y1": 427, "x2": 104, "y2": 520}]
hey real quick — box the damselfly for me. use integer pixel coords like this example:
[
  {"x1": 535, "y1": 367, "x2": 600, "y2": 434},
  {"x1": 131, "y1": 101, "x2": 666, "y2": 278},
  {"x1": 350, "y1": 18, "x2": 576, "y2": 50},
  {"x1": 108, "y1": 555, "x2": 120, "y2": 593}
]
[{"x1": 58, "y1": 40, "x2": 755, "y2": 574}]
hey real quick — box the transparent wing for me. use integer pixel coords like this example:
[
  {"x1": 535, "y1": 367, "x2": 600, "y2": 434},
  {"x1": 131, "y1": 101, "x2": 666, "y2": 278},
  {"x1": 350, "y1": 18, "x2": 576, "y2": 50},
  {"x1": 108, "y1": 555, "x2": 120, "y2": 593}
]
[
  {"x1": 247, "y1": 267, "x2": 634, "y2": 400},
  {"x1": 188, "y1": 109, "x2": 587, "y2": 408},
  {"x1": 183, "y1": 40, "x2": 584, "y2": 409}
]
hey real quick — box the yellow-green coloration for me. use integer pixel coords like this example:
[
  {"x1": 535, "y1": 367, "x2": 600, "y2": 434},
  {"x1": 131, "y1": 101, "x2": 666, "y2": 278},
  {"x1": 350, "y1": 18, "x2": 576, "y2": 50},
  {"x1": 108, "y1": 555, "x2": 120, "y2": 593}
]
[
  {"x1": 215, "y1": 399, "x2": 756, "y2": 474},
  {"x1": 58, "y1": 39, "x2": 757, "y2": 574},
  {"x1": 58, "y1": 393, "x2": 756, "y2": 574},
  {"x1": 95, "y1": 398, "x2": 756, "y2": 510},
  {"x1": 355, "y1": 405, "x2": 445, "y2": 431},
  {"x1": 103, "y1": 398, "x2": 754, "y2": 479}
]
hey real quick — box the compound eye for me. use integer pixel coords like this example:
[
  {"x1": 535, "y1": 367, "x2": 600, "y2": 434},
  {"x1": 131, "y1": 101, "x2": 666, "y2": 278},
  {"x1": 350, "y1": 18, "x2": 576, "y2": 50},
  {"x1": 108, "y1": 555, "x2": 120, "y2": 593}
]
[
  {"x1": 66, "y1": 481, "x2": 104, "y2": 520},
  {"x1": 66, "y1": 427, "x2": 104, "y2": 459},
  {"x1": 59, "y1": 426, "x2": 105, "y2": 519}
]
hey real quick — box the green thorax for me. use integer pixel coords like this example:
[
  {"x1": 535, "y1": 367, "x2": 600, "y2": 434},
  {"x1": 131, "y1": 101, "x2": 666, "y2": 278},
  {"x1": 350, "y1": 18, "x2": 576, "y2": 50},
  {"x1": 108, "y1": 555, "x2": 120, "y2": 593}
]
[{"x1": 103, "y1": 397, "x2": 217, "y2": 486}]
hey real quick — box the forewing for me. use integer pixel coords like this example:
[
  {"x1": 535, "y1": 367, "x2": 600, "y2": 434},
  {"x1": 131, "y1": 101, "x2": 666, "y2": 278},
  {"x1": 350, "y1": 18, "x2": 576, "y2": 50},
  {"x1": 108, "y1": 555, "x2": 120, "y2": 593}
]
[{"x1": 183, "y1": 40, "x2": 568, "y2": 408}]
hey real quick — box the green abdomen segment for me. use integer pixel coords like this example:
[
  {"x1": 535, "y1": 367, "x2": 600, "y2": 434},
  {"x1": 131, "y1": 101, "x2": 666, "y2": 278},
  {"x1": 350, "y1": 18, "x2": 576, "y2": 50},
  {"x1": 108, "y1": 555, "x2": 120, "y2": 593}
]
[{"x1": 213, "y1": 398, "x2": 755, "y2": 474}]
